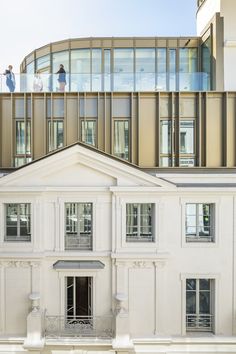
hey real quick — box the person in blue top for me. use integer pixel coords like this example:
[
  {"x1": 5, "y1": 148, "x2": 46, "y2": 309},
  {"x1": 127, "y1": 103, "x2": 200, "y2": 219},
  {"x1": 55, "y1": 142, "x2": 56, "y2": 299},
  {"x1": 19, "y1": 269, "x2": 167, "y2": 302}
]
[
  {"x1": 3, "y1": 65, "x2": 16, "y2": 93},
  {"x1": 56, "y1": 64, "x2": 66, "y2": 92}
]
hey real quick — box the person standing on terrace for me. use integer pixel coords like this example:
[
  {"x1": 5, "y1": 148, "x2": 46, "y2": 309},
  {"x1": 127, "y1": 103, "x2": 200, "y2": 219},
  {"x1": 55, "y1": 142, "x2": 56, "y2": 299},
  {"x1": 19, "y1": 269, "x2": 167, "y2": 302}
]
[
  {"x1": 56, "y1": 64, "x2": 66, "y2": 92},
  {"x1": 3, "y1": 65, "x2": 15, "y2": 92}
]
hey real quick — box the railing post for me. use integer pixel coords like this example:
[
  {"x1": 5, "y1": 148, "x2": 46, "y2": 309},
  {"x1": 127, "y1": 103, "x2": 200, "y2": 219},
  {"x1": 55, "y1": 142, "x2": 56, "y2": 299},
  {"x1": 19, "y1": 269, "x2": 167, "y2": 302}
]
[
  {"x1": 23, "y1": 293, "x2": 45, "y2": 350},
  {"x1": 112, "y1": 293, "x2": 133, "y2": 351}
]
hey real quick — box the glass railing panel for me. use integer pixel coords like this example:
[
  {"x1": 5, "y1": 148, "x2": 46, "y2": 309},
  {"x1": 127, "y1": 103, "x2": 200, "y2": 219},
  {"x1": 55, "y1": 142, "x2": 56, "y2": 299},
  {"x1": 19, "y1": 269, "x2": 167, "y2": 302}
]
[
  {"x1": 113, "y1": 73, "x2": 134, "y2": 91},
  {"x1": 0, "y1": 73, "x2": 211, "y2": 92},
  {"x1": 135, "y1": 72, "x2": 155, "y2": 91}
]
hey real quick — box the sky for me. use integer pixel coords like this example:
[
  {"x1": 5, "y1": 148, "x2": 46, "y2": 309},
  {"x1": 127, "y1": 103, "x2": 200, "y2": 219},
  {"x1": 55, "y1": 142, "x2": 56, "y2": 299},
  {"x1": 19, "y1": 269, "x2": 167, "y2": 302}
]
[{"x1": 0, "y1": 0, "x2": 197, "y2": 72}]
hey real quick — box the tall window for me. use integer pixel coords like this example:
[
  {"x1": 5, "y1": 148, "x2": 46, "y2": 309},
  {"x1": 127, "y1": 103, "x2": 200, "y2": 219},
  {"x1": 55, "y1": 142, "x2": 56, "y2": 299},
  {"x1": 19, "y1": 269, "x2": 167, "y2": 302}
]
[
  {"x1": 179, "y1": 48, "x2": 198, "y2": 90},
  {"x1": 66, "y1": 277, "x2": 92, "y2": 318},
  {"x1": 179, "y1": 120, "x2": 195, "y2": 167},
  {"x1": 14, "y1": 98, "x2": 32, "y2": 167},
  {"x1": 185, "y1": 203, "x2": 214, "y2": 242},
  {"x1": 5, "y1": 203, "x2": 31, "y2": 242},
  {"x1": 126, "y1": 203, "x2": 154, "y2": 242},
  {"x1": 65, "y1": 203, "x2": 92, "y2": 250},
  {"x1": 81, "y1": 120, "x2": 97, "y2": 146},
  {"x1": 135, "y1": 48, "x2": 155, "y2": 91},
  {"x1": 114, "y1": 48, "x2": 134, "y2": 91},
  {"x1": 48, "y1": 121, "x2": 64, "y2": 152},
  {"x1": 201, "y1": 36, "x2": 212, "y2": 90},
  {"x1": 186, "y1": 278, "x2": 214, "y2": 332},
  {"x1": 113, "y1": 120, "x2": 129, "y2": 160},
  {"x1": 104, "y1": 49, "x2": 111, "y2": 91}
]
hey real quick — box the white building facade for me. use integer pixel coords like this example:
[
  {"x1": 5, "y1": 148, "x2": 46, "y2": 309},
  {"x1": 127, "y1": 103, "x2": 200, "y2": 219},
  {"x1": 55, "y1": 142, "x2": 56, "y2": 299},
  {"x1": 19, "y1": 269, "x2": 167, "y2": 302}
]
[{"x1": 0, "y1": 144, "x2": 236, "y2": 354}]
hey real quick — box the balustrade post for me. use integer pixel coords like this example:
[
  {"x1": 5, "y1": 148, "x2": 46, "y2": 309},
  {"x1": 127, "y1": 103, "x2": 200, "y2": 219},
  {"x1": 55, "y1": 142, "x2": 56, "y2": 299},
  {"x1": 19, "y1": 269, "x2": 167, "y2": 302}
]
[
  {"x1": 23, "y1": 293, "x2": 45, "y2": 350},
  {"x1": 112, "y1": 292, "x2": 133, "y2": 350}
]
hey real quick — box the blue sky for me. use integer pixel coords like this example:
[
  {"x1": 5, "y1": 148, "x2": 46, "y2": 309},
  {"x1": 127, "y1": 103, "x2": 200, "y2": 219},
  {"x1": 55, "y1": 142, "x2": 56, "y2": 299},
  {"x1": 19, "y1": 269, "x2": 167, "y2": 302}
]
[{"x1": 1, "y1": 0, "x2": 197, "y2": 72}]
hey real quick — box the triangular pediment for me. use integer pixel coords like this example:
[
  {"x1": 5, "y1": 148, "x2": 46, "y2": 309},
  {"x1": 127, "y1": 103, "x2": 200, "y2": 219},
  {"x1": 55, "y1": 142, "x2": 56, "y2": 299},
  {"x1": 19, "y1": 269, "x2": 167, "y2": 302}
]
[{"x1": 0, "y1": 144, "x2": 175, "y2": 189}]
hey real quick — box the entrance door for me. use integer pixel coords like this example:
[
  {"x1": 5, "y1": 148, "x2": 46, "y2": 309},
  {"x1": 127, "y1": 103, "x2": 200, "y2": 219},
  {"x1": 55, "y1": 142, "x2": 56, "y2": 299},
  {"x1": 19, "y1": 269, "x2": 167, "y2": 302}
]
[{"x1": 66, "y1": 276, "x2": 92, "y2": 318}]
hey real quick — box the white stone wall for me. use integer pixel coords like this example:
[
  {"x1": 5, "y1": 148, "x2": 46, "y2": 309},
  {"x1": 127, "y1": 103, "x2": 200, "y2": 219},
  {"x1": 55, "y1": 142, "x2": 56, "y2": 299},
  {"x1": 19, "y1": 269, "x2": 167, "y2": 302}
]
[{"x1": 0, "y1": 145, "x2": 235, "y2": 353}]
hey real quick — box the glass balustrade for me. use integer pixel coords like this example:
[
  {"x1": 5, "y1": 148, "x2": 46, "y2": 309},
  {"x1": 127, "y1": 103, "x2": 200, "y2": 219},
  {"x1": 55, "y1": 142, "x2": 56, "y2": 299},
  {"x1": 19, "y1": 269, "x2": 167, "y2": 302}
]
[{"x1": 0, "y1": 72, "x2": 210, "y2": 93}]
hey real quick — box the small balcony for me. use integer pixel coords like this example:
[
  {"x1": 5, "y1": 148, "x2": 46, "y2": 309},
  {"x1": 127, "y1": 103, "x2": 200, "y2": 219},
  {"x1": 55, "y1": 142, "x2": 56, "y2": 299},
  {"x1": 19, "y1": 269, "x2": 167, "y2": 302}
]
[
  {"x1": 45, "y1": 315, "x2": 114, "y2": 339},
  {"x1": 0, "y1": 72, "x2": 211, "y2": 93},
  {"x1": 186, "y1": 314, "x2": 213, "y2": 332}
]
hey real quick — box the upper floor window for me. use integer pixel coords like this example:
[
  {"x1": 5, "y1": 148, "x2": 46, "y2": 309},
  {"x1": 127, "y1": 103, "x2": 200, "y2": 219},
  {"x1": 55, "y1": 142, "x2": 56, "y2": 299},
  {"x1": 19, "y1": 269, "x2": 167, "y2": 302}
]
[
  {"x1": 126, "y1": 203, "x2": 154, "y2": 242},
  {"x1": 113, "y1": 120, "x2": 129, "y2": 161},
  {"x1": 48, "y1": 120, "x2": 64, "y2": 152},
  {"x1": 81, "y1": 120, "x2": 97, "y2": 147},
  {"x1": 5, "y1": 203, "x2": 31, "y2": 242},
  {"x1": 186, "y1": 203, "x2": 215, "y2": 242},
  {"x1": 180, "y1": 120, "x2": 194, "y2": 154},
  {"x1": 186, "y1": 278, "x2": 214, "y2": 332},
  {"x1": 65, "y1": 203, "x2": 92, "y2": 250}
]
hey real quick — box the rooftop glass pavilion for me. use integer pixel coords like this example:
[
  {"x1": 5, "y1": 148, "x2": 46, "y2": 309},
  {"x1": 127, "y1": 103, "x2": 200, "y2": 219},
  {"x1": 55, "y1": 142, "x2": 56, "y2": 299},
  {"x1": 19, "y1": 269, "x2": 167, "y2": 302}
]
[{"x1": 12, "y1": 37, "x2": 212, "y2": 93}]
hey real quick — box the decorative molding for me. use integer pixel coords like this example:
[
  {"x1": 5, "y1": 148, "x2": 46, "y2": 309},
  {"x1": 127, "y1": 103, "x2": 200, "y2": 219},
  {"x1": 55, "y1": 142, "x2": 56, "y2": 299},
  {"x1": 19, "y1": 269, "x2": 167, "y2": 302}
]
[
  {"x1": 0, "y1": 261, "x2": 41, "y2": 268},
  {"x1": 224, "y1": 40, "x2": 236, "y2": 48}
]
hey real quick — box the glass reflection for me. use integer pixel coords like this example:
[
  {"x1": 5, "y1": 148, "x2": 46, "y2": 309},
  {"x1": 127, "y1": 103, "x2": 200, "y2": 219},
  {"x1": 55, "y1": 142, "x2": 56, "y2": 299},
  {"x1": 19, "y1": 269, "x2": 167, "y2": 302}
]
[{"x1": 114, "y1": 49, "x2": 134, "y2": 91}]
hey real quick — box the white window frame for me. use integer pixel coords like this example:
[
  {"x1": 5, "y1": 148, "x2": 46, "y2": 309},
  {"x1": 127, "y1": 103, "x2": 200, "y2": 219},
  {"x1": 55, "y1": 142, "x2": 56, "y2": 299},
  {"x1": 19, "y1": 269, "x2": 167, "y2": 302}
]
[
  {"x1": 119, "y1": 196, "x2": 160, "y2": 250},
  {"x1": 126, "y1": 203, "x2": 155, "y2": 243},
  {"x1": 57, "y1": 270, "x2": 98, "y2": 319},
  {"x1": 180, "y1": 197, "x2": 219, "y2": 248},
  {"x1": 180, "y1": 273, "x2": 219, "y2": 335},
  {"x1": 5, "y1": 203, "x2": 31, "y2": 242},
  {"x1": 58, "y1": 197, "x2": 98, "y2": 252},
  {"x1": 0, "y1": 198, "x2": 37, "y2": 249},
  {"x1": 65, "y1": 202, "x2": 93, "y2": 251},
  {"x1": 185, "y1": 203, "x2": 215, "y2": 243}
]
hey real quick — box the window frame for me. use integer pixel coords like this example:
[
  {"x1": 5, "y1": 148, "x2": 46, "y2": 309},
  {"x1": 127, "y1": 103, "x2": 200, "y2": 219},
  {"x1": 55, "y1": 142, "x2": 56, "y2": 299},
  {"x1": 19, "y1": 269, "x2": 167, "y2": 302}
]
[
  {"x1": 80, "y1": 119, "x2": 97, "y2": 147},
  {"x1": 47, "y1": 119, "x2": 64, "y2": 152},
  {"x1": 181, "y1": 198, "x2": 219, "y2": 248},
  {"x1": 120, "y1": 197, "x2": 159, "y2": 249},
  {"x1": 4, "y1": 203, "x2": 31, "y2": 243},
  {"x1": 185, "y1": 203, "x2": 215, "y2": 243},
  {"x1": 65, "y1": 202, "x2": 93, "y2": 251},
  {"x1": 113, "y1": 118, "x2": 130, "y2": 161},
  {"x1": 126, "y1": 203, "x2": 155, "y2": 243},
  {"x1": 180, "y1": 273, "x2": 219, "y2": 335},
  {"x1": 186, "y1": 278, "x2": 214, "y2": 333}
]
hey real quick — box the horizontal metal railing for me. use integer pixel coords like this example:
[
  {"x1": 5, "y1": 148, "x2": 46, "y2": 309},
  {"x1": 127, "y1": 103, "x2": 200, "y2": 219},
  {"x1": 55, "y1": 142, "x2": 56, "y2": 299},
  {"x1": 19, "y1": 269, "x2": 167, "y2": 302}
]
[
  {"x1": 186, "y1": 314, "x2": 213, "y2": 332},
  {"x1": 4, "y1": 234, "x2": 31, "y2": 242},
  {"x1": 45, "y1": 315, "x2": 114, "y2": 338},
  {"x1": 65, "y1": 233, "x2": 92, "y2": 250},
  {"x1": 0, "y1": 72, "x2": 210, "y2": 93},
  {"x1": 186, "y1": 234, "x2": 214, "y2": 242},
  {"x1": 126, "y1": 233, "x2": 154, "y2": 242}
]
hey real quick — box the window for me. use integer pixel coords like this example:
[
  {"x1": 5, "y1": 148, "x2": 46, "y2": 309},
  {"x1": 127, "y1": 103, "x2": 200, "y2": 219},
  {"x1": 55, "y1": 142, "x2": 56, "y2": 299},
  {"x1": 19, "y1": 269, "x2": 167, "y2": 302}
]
[
  {"x1": 48, "y1": 120, "x2": 64, "y2": 152},
  {"x1": 186, "y1": 278, "x2": 214, "y2": 332},
  {"x1": 113, "y1": 48, "x2": 134, "y2": 91},
  {"x1": 180, "y1": 120, "x2": 194, "y2": 154},
  {"x1": 66, "y1": 277, "x2": 92, "y2": 318},
  {"x1": 65, "y1": 203, "x2": 92, "y2": 250},
  {"x1": 126, "y1": 203, "x2": 154, "y2": 242},
  {"x1": 5, "y1": 203, "x2": 31, "y2": 242},
  {"x1": 113, "y1": 120, "x2": 129, "y2": 160},
  {"x1": 186, "y1": 203, "x2": 214, "y2": 242},
  {"x1": 15, "y1": 120, "x2": 31, "y2": 167},
  {"x1": 160, "y1": 120, "x2": 171, "y2": 154},
  {"x1": 81, "y1": 120, "x2": 97, "y2": 146}
]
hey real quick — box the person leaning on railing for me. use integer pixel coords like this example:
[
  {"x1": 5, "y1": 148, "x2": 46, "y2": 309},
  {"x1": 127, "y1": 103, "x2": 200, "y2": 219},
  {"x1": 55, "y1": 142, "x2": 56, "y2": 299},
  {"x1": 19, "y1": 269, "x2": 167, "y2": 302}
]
[{"x1": 3, "y1": 65, "x2": 15, "y2": 93}]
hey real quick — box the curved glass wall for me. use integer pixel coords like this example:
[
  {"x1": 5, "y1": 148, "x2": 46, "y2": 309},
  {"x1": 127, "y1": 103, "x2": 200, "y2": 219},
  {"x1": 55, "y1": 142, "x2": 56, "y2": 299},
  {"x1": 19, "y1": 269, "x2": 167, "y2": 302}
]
[{"x1": 13, "y1": 46, "x2": 211, "y2": 93}]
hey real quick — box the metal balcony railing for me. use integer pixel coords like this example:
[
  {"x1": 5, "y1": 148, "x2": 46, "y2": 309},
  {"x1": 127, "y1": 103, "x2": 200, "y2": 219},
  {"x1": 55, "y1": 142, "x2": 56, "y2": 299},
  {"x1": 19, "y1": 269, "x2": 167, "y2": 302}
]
[
  {"x1": 0, "y1": 72, "x2": 210, "y2": 93},
  {"x1": 45, "y1": 315, "x2": 114, "y2": 338},
  {"x1": 65, "y1": 233, "x2": 92, "y2": 250},
  {"x1": 186, "y1": 314, "x2": 213, "y2": 332}
]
